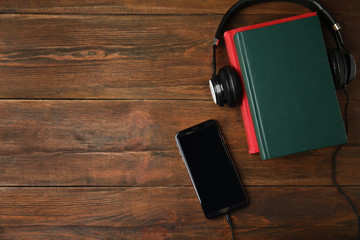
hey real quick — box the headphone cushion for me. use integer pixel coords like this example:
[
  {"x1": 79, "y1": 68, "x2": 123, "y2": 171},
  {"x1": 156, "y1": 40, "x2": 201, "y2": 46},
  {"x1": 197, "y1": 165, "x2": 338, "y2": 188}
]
[
  {"x1": 218, "y1": 66, "x2": 242, "y2": 107},
  {"x1": 328, "y1": 48, "x2": 348, "y2": 89},
  {"x1": 210, "y1": 74, "x2": 224, "y2": 106},
  {"x1": 346, "y1": 53, "x2": 356, "y2": 85}
]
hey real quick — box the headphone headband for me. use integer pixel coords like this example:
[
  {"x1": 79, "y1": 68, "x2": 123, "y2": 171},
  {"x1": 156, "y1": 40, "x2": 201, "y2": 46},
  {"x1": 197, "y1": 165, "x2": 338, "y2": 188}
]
[
  {"x1": 214, "y1": 0, "x2": 341, "y2": 45},
  {"x1": 212, "y1": 0, "x2": 344, "y2": 75}
]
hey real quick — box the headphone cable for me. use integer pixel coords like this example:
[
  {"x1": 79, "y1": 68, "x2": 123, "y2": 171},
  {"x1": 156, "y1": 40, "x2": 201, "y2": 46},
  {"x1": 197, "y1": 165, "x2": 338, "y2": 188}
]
[
  {"x1": 332, "y1": 87, "x2": 360, "y2": 239},
  {"x1": 226, "y1": 212, "x2": 236, "y2": 240}
]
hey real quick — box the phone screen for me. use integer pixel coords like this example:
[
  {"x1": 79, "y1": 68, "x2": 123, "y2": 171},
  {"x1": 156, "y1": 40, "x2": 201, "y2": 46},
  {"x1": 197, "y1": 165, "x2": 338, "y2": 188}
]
[{"x1": 176, "y1": 120, "x2": 247, "y2": 218}]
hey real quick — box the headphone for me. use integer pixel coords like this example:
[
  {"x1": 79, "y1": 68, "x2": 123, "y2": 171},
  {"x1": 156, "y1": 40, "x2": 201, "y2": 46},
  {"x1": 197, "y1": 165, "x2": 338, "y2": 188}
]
[{"x1": 209, "y1": 0, "x2": 356, "y2": 107}]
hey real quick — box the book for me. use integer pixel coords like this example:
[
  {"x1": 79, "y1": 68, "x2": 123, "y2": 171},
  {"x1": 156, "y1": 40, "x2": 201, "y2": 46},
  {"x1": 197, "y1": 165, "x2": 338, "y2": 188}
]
[
  {"x1": 224, "y1": 12, "x2": 317, "y2": 154},
  {"x1": 231, "y1": 13, "x2": 347, "y2": 160}
]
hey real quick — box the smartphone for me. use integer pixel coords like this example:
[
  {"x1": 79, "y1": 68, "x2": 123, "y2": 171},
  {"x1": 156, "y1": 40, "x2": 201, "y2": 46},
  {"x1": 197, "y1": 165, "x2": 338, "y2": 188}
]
[{"x1": 175, "y1": 119, "x2": 248, "y2": 219}]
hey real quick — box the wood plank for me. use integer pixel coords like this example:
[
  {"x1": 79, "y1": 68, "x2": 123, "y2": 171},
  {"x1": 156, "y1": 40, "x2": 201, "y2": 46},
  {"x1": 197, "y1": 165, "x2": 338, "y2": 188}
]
[
  {"x1": 0, "y1": 0, "x2": 358, "y2": 15},
  {"x1": 0, "y1": 100, "x2": 358, "y2": 186},
  {"x1": 0, "y1": 226, "x2": 357, "y2": 240},
  {"x1": 0, "y1": 146, "x2": 358, "y2": 187},
  {"x1": 1, "y1": 226, "x2": 357, "y2": 240},
  {"x1": 0, "y1": 14, "x2": 359, "y2": 100},
  {"x1": 0, "y1": 186, "x2": 358, "y2": 239}
]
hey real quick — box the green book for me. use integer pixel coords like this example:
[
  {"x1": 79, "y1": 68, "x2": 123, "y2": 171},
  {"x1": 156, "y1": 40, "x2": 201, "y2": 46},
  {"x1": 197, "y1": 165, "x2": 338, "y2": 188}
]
[{"x1": 233, "y1": 14, "x2": 347, "y2": 160}]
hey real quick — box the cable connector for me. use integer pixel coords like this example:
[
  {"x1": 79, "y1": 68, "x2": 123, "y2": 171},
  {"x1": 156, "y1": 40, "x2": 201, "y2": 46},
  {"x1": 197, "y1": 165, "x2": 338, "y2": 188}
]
[{"x1": 213, "y1": 38, "x2": 219, "y2": 47}]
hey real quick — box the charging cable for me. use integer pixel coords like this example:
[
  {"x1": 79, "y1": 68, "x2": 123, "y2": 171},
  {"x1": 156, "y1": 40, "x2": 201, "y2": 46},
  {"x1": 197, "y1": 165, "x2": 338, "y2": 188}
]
[{"x1": 226, "y1": 212, "x2": 236, "y2": 240}]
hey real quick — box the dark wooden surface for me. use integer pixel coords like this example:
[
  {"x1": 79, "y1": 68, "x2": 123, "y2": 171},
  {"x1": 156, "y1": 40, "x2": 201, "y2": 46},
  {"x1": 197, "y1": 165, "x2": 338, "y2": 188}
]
[{"x1": 0, "y1": 1, "x2": 359, "y2": 239}]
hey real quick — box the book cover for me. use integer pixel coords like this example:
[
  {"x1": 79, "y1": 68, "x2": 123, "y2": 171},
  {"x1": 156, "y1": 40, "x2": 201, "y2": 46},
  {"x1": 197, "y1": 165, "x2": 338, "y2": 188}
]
[
  {"x1": 233, "y1": 14, "x2": 347, "y2": 160},
  {"x1": 224, "y1": 12, "x2": 316, "y2": 154}
]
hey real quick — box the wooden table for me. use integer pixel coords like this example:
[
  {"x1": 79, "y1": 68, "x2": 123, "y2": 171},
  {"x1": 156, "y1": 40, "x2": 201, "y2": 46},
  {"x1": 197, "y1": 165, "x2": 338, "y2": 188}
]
[{"x1": 0, "y1": 1, "x2": 359, "y2": 239}]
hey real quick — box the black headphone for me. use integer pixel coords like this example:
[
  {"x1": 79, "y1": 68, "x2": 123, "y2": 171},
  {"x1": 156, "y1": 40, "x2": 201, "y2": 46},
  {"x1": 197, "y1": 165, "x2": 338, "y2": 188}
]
[{"x1": 209, "y1": 0, "x2": 356, "y2": 107}]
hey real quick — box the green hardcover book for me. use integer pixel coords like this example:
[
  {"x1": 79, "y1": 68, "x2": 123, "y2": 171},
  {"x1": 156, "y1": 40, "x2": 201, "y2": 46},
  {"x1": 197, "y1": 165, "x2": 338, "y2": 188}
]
[{"x1": 233, "y1": 14, "x2": 347, "y2": 160}]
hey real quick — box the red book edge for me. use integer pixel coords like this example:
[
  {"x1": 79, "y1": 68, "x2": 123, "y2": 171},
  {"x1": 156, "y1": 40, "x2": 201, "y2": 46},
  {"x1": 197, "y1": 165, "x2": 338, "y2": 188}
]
[{"x1": 223, "y1": 12, "x2": 317, "y2": 154}]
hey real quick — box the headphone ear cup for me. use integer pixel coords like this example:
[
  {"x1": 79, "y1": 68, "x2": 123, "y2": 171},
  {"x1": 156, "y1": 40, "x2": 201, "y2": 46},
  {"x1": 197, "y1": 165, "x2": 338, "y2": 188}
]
[
  {"x1": 345, "y1": 53, "x2": 356, "y2": 85},
  {"x1": 218, "y1": 66, "x2": 242, "y2": 107},
  {"x1": 328, "y1": 48, "x2": 348, "y2": 89},
  {"x1": 209, "y1": 75, "x2": 225, "y2": 106}
]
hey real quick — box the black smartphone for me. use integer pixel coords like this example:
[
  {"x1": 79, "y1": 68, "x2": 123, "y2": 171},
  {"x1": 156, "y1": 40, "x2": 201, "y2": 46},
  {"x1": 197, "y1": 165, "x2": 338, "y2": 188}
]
[{"x1": 175, "y1": 119, "x2": 248, "y2": 219}]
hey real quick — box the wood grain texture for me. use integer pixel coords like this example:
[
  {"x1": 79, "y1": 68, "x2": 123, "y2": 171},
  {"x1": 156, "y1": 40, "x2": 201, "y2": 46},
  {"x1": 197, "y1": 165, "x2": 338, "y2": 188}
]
[
  {"x1": 0, "y1": 14, "x2": 359, "y2": 100},
  {"x1": 0, "y1": 146, "x2": 359, "y2": 187},
  {"x1": 0, "y1": 0, "x2": 359, "y2": 15},
  {"x1": 0, "y1": 0, "x2": 359, "y2": 239},
  {"x1": 0, "y1": 100, "x2": 359, "y2": 186},
  {"x1": 0, "y1": 187, "x2": 358, "y2": 239}
]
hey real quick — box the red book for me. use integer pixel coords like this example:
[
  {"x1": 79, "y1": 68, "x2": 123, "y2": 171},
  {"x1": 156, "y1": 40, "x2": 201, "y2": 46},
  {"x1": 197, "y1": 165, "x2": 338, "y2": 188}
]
[{"x1": 223, "y1": 12, "x2": 317, "y2": 154}]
